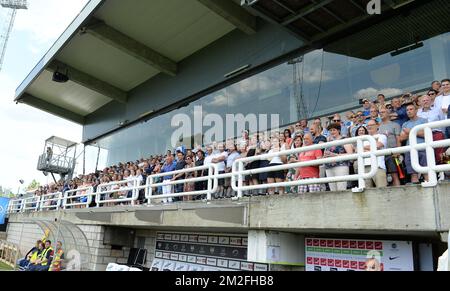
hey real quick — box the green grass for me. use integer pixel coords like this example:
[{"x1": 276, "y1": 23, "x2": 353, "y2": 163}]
[{"x1": 0, "y1": 261, "x2": 14, "y2": 271}]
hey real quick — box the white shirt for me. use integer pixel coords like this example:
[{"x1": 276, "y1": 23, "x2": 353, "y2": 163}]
[
  {"x1": 214, "y1": 151, "x2": 228, "y2": 172},
  {"x1": 418, "y1": 101, "x2": 445, "y2": 132},
  {"x1": 363, "y1": 134, "x2": 387, "y2": 170},
  {"x1": 434, "y1": 95, "x2": 449, "y2": 118},
  {"x1": 269, "y1": 145, "x2": 286, "y2": 164},
  {"x1": 204, "y1": 154, "x2": 214, "y2": 166}
]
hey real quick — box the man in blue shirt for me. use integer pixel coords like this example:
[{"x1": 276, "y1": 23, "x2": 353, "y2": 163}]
[
  {"x1": 390, "y1": 97, "x2": 408, "y2": 127},
  {"x1": 399, "y1": 104, "x2": 428, "y2": 184},
  {"x1": 160, "y1": 154, "x2": 176, "y2": 203}
]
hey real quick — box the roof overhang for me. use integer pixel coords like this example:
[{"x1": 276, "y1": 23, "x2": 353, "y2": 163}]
[{"x1": 14, "y1": 0, "x2": 258, "y2": 124}]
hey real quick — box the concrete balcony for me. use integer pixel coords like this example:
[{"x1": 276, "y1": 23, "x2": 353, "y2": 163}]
[{"x1": 7, "y1": 183, "x2": 450, "y2": 240}]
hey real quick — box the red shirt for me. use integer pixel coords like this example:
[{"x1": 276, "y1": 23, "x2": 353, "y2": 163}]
[{"x1": 298, "y1": 149, "x2": 322, "y2": 179}]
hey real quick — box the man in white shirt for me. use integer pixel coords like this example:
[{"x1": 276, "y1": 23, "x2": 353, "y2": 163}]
[
  {"x1": 362, "y1": 120, "x2": 388, "y2": 188},
  {"x1": 211, "y1": 143, "x2": 228, "y2": 199}
]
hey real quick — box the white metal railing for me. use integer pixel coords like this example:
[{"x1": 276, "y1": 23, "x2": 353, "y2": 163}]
[
  {"x1": 95, "y1": 179, "x2": 140, "y2": 207},
  {"x1": 63, "y1": 187, "x2": 94, "y2": 209},
  {"x1": 7, "y1": 199, "x2": 23, "y2": 213},
  {"x1": 39, "y1": 192, "x2": 62, "y2": 211},
  {"x1": 231, "y1": 135, "x2": 379, "y2": 197},
  {"x1": 145, "y1": 164, "x2": 219, "y2": 204},
  {"x1": 21, "y1": 196, "x2": 41, "y2": 212},
  {"x1": 6, "y1": 120, "x2": 450, "y2": 214}
]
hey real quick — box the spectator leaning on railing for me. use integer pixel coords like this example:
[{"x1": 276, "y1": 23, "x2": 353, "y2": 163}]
[
  {"x1": 324, "y1": 123, "x2": 354, "y2": 192},
  {"x1": 399, "y1": 104, "x2": 429, "y2": 184},
  {"x1": 297, "y1": 133, "x2": 323, "y2": 193},
  {"x1": 379, "y1": 106, "x2": 402, "y2": 186},
  {"x1": 356, "y1": 120, "x2": 388, "y2": 188}
]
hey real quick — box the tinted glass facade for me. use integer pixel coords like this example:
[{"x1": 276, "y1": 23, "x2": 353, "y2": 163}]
[{"x1": 89, "y1": 32, "x2": 450, "y2": 167}]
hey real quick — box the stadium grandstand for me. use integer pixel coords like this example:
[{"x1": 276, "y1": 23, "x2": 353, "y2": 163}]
[{"x1": 2, "y1": 0, "x2": 450, "y2": 271}]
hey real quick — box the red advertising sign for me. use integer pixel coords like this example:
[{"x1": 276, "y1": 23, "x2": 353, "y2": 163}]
[
  {"x1": 320, "y1": 258, "x2": 327, "y2": 266},
  {"x1": 314, "y1": 258, "x2": 320, "y2": 265},
  {"x1": 328, "y1": 259, "x2": 334, "y2": 267},
  {"x1": 313, "y1": 239, "x2": 319, "y2": 246},
  {"x1": 358, "y1": 241, "x2": 366, "y2": 249},
  {"x1": 307, "y1": 257, "x2": 313, "y2": 264},
  {"x1": 366, "y1": 241, "x2": 374, "y2": 249},
  {"x1": 327, "y1": 240, "x2": 334, "y2": 248},
  {"x1": 320, "y1": 240, "x2": 327, "y2": 247},
  {"x1": 334, "y1": 240, "x2": 342, "y2": 248},
  {"x1": 350, "y1": 241, "x2": 357, "y2": 249},
  {"x1": 351, "y1": 261, "x2": 358, "y2": 269},
  {"x1": 335, "y1": 260, "x2": 342, "y2": 268},
  {"x1": 375, "y1": 242, "x2": 383, "y2": 250},
  {"x1": 306, "y1": 239, "x2": 313, "y2": 246},
  {"x1": 343, "y1": 260, "x2": 349, "y2": 268},
  {"x1": 342, "y1": 241, "x2": 349, "y2": 248},
  {"x1": 359, "y1": 261, "x2": 366, "y2": 270}
]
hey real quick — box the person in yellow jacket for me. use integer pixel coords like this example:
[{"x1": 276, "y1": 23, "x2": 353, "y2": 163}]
[
  {"x1": 49, "y1": 241, "x2": 65, "y2": 271},
  {"x1": 28, "y1": 240, "x2": 54, "y2": 271}
]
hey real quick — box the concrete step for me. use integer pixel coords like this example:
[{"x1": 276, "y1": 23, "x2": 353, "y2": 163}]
[{"x1": 0, "y1": 232, "x2": 6, "y2": 240}]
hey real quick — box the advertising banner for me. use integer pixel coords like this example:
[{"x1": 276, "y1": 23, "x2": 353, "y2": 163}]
[
  {"x1": 305, "y1": 238, "x2": 414, "y2": 271},
  {"x1": 0, "y1": 197, "x2": 10, "y2": 225},
  {"x1": 152, "y1": 232, "x2": 268, "y2": 271}
]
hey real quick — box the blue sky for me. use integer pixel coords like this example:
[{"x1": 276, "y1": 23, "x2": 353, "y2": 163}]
[{"x1": 0, "y1": 0, "x2": 89, "y2": 192}]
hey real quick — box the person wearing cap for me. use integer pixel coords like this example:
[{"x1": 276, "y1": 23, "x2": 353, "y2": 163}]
[{"x1": 362, "y1": 99, "x2": 372, "y2": 119}]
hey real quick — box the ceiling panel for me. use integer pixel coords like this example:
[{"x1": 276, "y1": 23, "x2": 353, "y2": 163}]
[
  {"x1": 57, "y1": 33, "x2": 160, "y2": 91},
  {"x1": 26, "y1": 71, "x2": 111, "y2": 116},
  {"x1": 95, "y1": 0, "x2": 236, "y2": 62}
]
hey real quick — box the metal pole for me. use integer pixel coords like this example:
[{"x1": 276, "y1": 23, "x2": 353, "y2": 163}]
[
  {"x1": 95, "y1": 146, "x2": 100, "y2": 172},
  {"x1": 83, "y1": 144, "x2": 86, "y2": 175}
]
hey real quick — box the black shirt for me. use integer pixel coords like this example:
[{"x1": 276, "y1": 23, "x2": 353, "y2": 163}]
[{"x1": 175, "y1": 160, "x2": 187, "y2": 180}]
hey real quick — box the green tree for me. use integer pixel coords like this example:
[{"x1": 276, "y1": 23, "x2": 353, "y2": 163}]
[{"x1": 26, "y1": 179, "x2": 40, "y2": 191}]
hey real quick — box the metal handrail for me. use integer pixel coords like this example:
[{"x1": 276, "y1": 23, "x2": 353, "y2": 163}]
[
  {"x1": 231, "y1": 135, "x2": 379, "y2": 197},
  {"x1": 145, "y1": 164, "x2": 219, "y2": 204},
  {"x1": 95, "y1": 179, "x2": 140, "y2": 206},
  {"x1": 63, "y1": 187, "x2": 94, "y2": 209},
  {"x1": 21, "y1": 196, "x2": 40, "y2": 212},
  {"x1": 39, "y1": 192, "x2": 62, "y2": 211},
  {"x1": 6, "y1": 120, "x2": 450, "y2": 213}
]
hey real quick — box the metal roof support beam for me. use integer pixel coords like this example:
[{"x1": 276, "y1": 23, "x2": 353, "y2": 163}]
[
  {"x1": 47, "y1": 60, "x2": 128, "y2": 104},
  {"x1": 83, "y1": 19, "x2": 178, "y2": 76},
  {"x1": 282, "y1": 0, "x2": 334, "y2": 26},
  {"x1": 20, "y1": 93, "x2": 85, "y2": 124},
  {"x1": 198, "y1": 0, "x2": 257, "y2": 35}
]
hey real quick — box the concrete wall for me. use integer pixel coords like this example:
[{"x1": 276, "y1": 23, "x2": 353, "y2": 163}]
[
  {"x1": 6, "y1": 184, "x2": 450, "y2": 270},
  {"x1": 83, "y1": 21, "x2": 304, "y2": 142}
]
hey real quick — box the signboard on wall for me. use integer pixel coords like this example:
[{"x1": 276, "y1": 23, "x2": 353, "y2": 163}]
[
  {"x1": 151, "y1": 232, "x2": 268, "y2": 271},
  {"x1": 305, "y1": 238, "x2": 414, "y2": 271}
]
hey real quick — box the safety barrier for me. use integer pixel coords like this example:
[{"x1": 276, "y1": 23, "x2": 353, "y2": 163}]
[
  {"x1": 21, "y1": 196, "x2": 41, "y2": 212},
  {"x1": 95, "y1": 179, "x2": 140, "y2": 207},
  {"x1": 0, "y1": 240, "x2": 20, "y2": 270},
  {"x1": 145, "y1": 164, "x2": 219, "y2": 204},
  {"x1": 231, "y1": 135, "x2": 378, "y2": 197},
  {"x1": 39, "y1": 192, "x2": 62, "y2": 211},
  {"x1": 63, "y1": 187, "x2": 94, "y2": 209},
  {"x1": 5, "y1": 120, "x2": 450, "y2": 213},
  {"x1": 7, "y1": 199, "x2": 23, "y2": 213}
]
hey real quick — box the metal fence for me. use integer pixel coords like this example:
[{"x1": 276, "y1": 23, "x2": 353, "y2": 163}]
[{"x1": 6, "y1": 119, "x2": 450, "y2": 214}]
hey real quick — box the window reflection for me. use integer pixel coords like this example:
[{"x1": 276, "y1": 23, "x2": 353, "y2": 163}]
[{"x1": 94, "y1": 32, "x2": 449, "y2": 166}]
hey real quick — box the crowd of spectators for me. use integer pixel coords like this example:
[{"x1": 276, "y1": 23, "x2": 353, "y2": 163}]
[{"x1": 29, "y1": 79, "x2": 450, "y2": 206}]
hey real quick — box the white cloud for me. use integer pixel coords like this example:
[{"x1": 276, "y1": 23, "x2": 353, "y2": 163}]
[
  {"x1": 0, "y1": 1, "x2": 85, "y2": 192},
  {"x1": 14, "y1": 0, "x2": 89, "y2": 46},
  {"x1": 354, "y1": 87, "x2": 403, "y2": 100}
]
